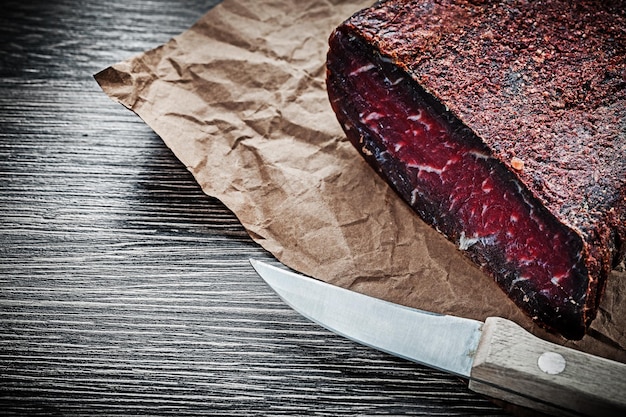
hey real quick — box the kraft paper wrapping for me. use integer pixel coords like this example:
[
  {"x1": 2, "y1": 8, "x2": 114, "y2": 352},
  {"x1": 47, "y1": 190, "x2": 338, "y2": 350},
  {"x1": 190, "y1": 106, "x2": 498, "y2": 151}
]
[{"x1": 95, "y1": 0, "x2": 625, "y2": 362}]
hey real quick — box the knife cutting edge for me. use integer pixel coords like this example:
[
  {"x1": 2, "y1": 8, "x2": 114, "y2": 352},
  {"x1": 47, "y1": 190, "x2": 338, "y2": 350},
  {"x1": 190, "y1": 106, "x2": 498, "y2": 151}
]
[{"x1": 249, "y1": 259, "x2": 626, "y2": 417}]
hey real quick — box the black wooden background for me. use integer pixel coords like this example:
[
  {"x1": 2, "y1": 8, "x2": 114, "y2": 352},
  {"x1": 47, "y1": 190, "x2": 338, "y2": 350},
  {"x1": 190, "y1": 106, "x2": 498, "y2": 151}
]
[{"x1": 0, "y1": 1, "x2": 510, "y2": 415}]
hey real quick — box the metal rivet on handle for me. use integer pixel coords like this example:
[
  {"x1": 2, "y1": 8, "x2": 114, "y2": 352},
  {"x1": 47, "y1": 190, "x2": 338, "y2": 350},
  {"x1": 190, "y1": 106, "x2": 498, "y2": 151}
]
[{"x1": 538, "y1": 352, "x2": 566, "y2": 375}]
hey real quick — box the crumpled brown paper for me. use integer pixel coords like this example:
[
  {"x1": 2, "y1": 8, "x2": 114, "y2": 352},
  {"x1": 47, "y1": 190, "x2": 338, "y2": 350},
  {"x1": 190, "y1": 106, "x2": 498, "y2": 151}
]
[{"x1": 95, "y1": 0, "x2": 625, "y2": 362}]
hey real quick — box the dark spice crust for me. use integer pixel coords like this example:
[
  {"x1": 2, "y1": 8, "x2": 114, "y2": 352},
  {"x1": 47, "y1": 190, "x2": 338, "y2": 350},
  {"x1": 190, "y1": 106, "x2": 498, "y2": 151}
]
[{"x1": 334, "y1": 0, "x2": 625, "y2": 336}]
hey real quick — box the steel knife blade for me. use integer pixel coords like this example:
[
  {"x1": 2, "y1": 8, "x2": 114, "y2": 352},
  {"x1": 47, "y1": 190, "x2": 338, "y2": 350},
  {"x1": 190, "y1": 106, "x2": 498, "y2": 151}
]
[{"x1": 250, "y1": 259, "x2": 626, "y2": 417}]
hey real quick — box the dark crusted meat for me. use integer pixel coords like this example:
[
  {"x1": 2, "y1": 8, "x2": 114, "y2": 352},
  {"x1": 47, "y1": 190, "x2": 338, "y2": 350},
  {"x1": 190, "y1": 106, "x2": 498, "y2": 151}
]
[{"x1": 326, "y1": 0, "x2": 625, "y2": 339}]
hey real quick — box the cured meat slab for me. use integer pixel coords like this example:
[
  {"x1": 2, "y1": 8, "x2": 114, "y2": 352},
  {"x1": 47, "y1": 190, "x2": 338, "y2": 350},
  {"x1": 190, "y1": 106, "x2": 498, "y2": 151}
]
[{"x1": 326, "y1": 0, "x2": 625, "y2": 339}]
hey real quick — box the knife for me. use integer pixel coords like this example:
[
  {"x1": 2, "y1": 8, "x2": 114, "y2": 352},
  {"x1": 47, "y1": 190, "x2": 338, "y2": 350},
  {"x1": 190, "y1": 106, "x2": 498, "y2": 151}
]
[{"x1": 249, "y1": 259, "x2": 626, "y2": 417}]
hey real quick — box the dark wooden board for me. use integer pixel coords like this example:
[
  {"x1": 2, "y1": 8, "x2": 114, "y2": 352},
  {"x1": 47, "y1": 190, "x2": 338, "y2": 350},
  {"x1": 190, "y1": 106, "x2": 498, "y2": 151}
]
[{"x1": 0, "y1": 0, "x2": 509, "y2": 415}]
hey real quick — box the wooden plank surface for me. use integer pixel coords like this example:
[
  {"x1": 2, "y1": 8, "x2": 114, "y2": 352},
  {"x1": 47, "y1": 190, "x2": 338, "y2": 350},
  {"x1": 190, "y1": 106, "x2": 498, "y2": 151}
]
[{"x1": 0, "y1": 0, "x2": 510, "y2": 415}]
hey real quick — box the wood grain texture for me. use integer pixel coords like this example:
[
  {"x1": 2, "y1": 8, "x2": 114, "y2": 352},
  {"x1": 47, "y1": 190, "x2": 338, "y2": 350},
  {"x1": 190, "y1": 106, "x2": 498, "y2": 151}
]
[
  {"x1": 0, "y1": 0, "x2": 509, "y2": 415},
  {"x1": 470, "y1": 318, "x2": 626, "y2": 417}
]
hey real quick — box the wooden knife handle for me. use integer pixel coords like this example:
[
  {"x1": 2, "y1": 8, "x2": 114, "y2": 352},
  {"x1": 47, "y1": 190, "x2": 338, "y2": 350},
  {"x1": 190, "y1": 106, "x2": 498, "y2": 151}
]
[{"x1": 468, "y1": 317, "x2": 626, "y2": 417}]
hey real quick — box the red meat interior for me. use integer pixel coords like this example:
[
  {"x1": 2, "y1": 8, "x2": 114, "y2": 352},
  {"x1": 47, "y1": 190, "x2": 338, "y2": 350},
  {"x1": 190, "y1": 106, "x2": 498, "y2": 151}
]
[{"x1": 327, "y1": 30, "x2": 587, "y2": 336}]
